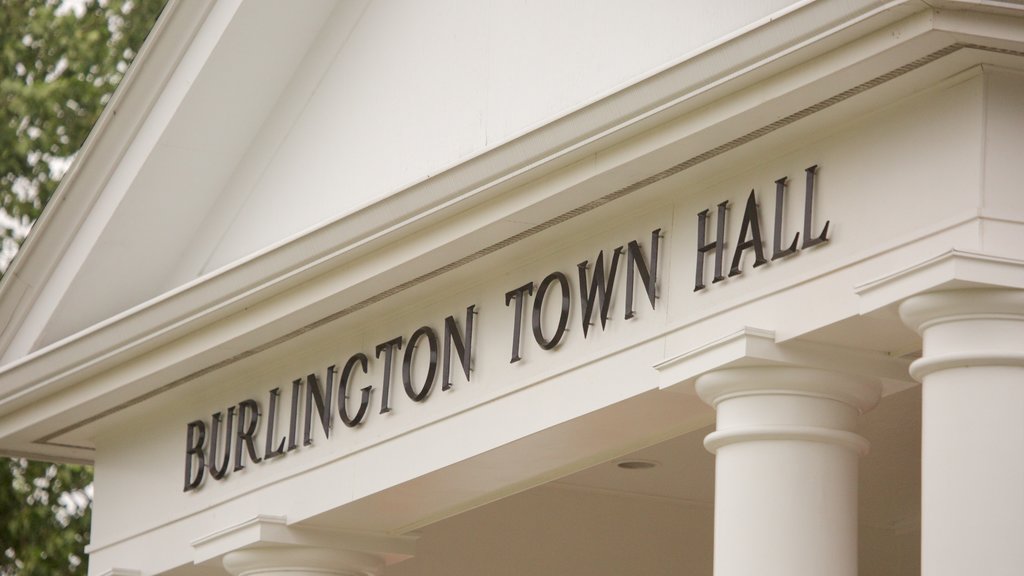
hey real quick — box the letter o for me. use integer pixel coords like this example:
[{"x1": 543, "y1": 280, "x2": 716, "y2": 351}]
[
  {"x1": 532, "y1": 271, "x2": 570, "y2": 350},
  {"x1": 403, "y1": 326, "x2": 438, "y2": 402}
]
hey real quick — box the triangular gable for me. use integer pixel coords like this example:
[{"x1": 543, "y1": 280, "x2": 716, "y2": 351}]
[{"x1": 2, "y1": 0, "x2": 851, "y2": 361}]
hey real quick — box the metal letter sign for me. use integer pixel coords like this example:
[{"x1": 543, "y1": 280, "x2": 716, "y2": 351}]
[
  {"x1": 184, "y1": 164, "x2": 828, "y2": 492},
  {"x1": 694, "y1": 165, "x2": 829, "y2": 291}
]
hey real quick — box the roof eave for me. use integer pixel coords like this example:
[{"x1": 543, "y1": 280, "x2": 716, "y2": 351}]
[{"x1": 0, "y1": 0, "x2": 216, "y2": 360}]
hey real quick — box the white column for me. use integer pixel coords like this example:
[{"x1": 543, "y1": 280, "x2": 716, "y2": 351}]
[
  {"x1": 900, "y1": 288, "x2": 1024, "y2": 576},
  {"x1": 696, "y1": 366, "x2": 880, "y2": 576},
  {"x1": 222, "y1": 546, "x2": 384, "y2": 576}
]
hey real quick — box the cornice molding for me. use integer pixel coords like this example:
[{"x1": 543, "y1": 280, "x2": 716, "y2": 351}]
[
  {"x1": 3, "y1": 6, "x2": 1023, "y2": 461},
  {"x1": 188, "y1": 514, "x2": 415, "y2": 566},
  {"x1": 856, "y1": 249, "x2": 1024, "y2": 313}
]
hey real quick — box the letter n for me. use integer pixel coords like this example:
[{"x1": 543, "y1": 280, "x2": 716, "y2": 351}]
[
  {"x1": 626, "y1": 229, "x2": 661, "y2": 319},
  {"x1": 443, "y1": 305, "x2": 476, "y2": 390}
]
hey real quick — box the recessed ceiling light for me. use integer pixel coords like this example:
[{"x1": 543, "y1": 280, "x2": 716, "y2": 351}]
[{"x1": 615, "y1": 459, "x2": 659, "y2": 470}]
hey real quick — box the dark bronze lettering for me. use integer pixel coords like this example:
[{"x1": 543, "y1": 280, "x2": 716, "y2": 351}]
[
  {"x1": 532, "y1": 271, "x2": 570, "y2": 350},
  {"x1": 375, "y1": 336, "x2": 403, "y2": 414},
  {"x1": 403, "y1": 326, "x2": 438, "y2": 402},
  {"x1": 728, "y1": 190, "x2": 768, "y2": 277},
  {"x1": 801, "y1": 165, "x2": 829, "y2": 248},
  {"x1": 234, "y1": 399, "x2": 262, "y2": 471},
  {"x1": 181, "y1": 160, "x2": 832, "y2": 491},
  {"x1": 442, "y1": 305, "x2": 475, "y2": 390},
  {"x1": 287, "y1": 379, "x2": 301, "y2": 451},
  {"x1": 263, "y1": 388, "x2": 286, "y2": 459},
  {"x1": 578, "y1": 248, "x2": 621, "y2": 337},
  {"x1": 505, "y1": 282, "x2": 534, "y2": 363},
  {"x1": 695, "y1": 201, "x2": 728, "y2": 290},
  {"x1": 184, "y1": 420, "x2": 206, "y2": 492},
  {"x1": 339, "y1": 353, "x2": 371, "y2": 427},
  {"x1": 208, "y1": 407, "x2": 235, "y2": 480},
  {"x1": 772, "y1": 177, "x2": 799, "y2": 260},
  {"x1": 303, "y1": 368, "x2": 334, "y2": 446},
  {"x1": 625, "y1": 229, "x2": 661, "y2": 319}
]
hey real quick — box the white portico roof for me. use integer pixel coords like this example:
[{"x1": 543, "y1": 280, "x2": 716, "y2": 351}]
[{"x1": 0, "y1": 0, "x2": 1021, "y2": 467}]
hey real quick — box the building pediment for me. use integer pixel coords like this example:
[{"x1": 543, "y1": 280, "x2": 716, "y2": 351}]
[{"x1": 1, "y1": 3, "x2": 1024, "y2": 574}]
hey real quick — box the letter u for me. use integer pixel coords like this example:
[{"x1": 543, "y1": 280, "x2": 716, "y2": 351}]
[{"x1": 208, "y1": 407, "x2": 235, "y2": 480}]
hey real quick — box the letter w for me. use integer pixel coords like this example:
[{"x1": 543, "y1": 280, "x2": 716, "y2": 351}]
[{"x1": 577, "y1": 247, "x2": 622, "y2": 337}]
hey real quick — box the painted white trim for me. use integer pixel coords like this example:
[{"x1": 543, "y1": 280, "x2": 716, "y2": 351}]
[
  {"x1": 4, "y1": 6, "x2": 1024, "y2": 463},
  {"x1": 855, "y1": 249, "x2": 1024, "y2": 312},
  {"x1": 189, "y1": 514, "x2": 415, "y2": 565},
  {"x1": 656, "y1": 327, "x2": 912, "y2": 392}
]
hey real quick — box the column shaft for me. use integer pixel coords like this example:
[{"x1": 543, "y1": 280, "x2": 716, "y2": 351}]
[{"x1": 901, "y1": 288, "x2": 1024, "y2": 576}]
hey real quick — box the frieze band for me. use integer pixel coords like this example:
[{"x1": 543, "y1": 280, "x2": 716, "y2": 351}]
[{"x1": 183, "y1": 165, "x2": 828, "y2": 492}]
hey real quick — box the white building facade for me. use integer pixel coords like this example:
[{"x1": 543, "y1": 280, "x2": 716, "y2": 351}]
[{"x1": 1, "y1": 1, "x2": 1023, "y2": 575}]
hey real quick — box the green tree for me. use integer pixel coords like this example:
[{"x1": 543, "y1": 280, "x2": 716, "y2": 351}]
[
  {"x1": 1, "y1": 1, "x2": 166, "y2": 574},
  {"x1": 1, "y1": 0, "x2": 166, "y2": 268},
  {"x1": 1, "y1": 460, "x2": 92, "y2": 574}
]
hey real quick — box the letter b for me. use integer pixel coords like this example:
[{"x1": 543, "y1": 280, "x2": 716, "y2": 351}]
[{"x1": 184, "y1": 420, "x2": 207, "y2": 492}]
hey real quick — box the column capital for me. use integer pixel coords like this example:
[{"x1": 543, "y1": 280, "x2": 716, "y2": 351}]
[
  {"x1": 222, "y1": 546, "x2": 384, "y2": 576},
  {"x1": 899, "y1": 288, "x2": 1024, "y2": 380},
  {"x1": 696, "y1": 365, "x2": 880, "y2": 456},
  {"x1": 899, "y1": 287, "x2": 1024, "y2": 332},
  {"x1": 695, "y1": 365, "x2": 881, "y2": 413}
]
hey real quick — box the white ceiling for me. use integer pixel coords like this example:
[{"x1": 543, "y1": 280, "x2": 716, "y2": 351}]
[{"x1": 381, "y1": 385, "x2": 921, "y2": 576}]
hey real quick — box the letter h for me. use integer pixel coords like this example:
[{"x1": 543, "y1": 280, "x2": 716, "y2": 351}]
[{"x1": 695, "y1": 201, "x2": 728, "y2": 291}]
